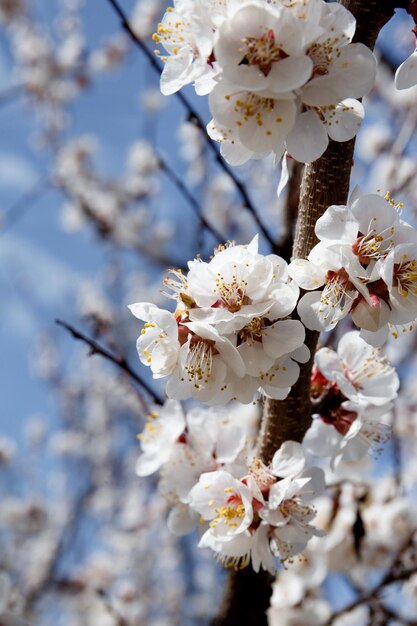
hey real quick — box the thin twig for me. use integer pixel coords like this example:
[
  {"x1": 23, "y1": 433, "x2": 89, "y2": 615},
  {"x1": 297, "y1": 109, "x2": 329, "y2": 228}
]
[
  {"x1": 156, "y1": 150, "x2": 224, "y2": 243},
  {"x1": 375, "y1": 602, "x2": 417, "y2": 626},
  {"x1": 105, "y1": 0, "x2": 276, "y2": 249},
  {"x1": 26, "y1": 480, "x2": 95, "y2": 607},
  {"x1": 0, "y1": 177, "x2": 51, "y2": 232},
  {"x1": 56, "y1": 319, "x2": 163, "y2": 405},
  {"x1": 324, "y1": 532, "x2": 417, "y2": 625},
  {"x1": 0, "y1": 84, "x2": 23, "y2": 107}
]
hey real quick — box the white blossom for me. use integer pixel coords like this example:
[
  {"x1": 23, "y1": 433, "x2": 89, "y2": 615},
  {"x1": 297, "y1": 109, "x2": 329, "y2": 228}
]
[
  {"x1": 128, "y1": 303, "x2": 180, "y2": 378},
  {"x1": 135, "y1": 401, "x2": 186, "y2": 476},
  {"x1": 289, "y1": 190, "x2": 417, "y2": 340},
  {"x1": 314, "y1": 331, "x2": 399, "y2": 407}
]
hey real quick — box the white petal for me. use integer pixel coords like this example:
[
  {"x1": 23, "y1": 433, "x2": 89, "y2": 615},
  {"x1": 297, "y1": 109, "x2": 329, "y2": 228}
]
[
  {"x1": 325, "y1": 99, "x2": 364, "y2": 142},
  {"x1": 237, "y1": 98, "x2": 297, "y2": 154},
  {"x1": 251, "y1": 524, "x2": 276, "y2": 574},
  {"x1": 297, "y1": 291, "x2": 331, "y2": 331},
  {"x1": 160, "y1": 54, "x2": 194, "y2": 95},
  {"x1": 288, "y1": 258, "x2": 326, "y2": 290},
  {"x1": 129, "y1": 303, "x2": 178, "y2": 337},
  {"x1": 298, "y1": 467, "x2": 326, "y2": 500},
  {"x1": 315, "y1": 347, "x2": 343, "y2": 382},
  {"x1": 290, "y1": 344, "x2": 310, "y2": 364},
  {"x1": 232, "y1": 375, "x2": 260, "y2": 404},
  {"x1": 395, "y1": 49, "x2": 417, "y2": 90},
  {"x1": 263, "y1": 320, "x2": 305, "y2": 360},
  {"x1": 277, "y1": 153, "x2": 289, "y2": 197},
  {"x1": 238, "y1": 342, "x2": 275, "y2": 377},
  {"x1": 135, "y1": 452, "x2": 164, "y2": 477},
  {"x1": 215, "y1": 424, "x2": 246, "y2": 463},
  {"x1": 267, "y1": 283, "x2": 299, "y2": 319},
  {"x1": 302, "y1": 44, "x2": 376, "y2": 106},
  {"x1": 268, "y1": 55, "x2": 313, "y2": 95},
  {"x1": 315, "y1": 203, "x2": 358, "y2": 244},
  {"x1": 271, "y1": 441, "x2": 305, "y2": 478},
  {"x1": 286, "y1": 110, "x2": 328, "y2": 163},
  {"x1": 261, "y1": 357, "x2": 300, "y2": 398},
  {"x1": 359, "y1": 325, "x2": 389, "y2": 347},
  {"x1": 351, "y1": 296, "x2": 391, "y2": 332},
  {"x1": 220, "y1": 139, "x2": 255, "y2": 165},
  {"x1": 303, "y1": 419, "x2": 342, "y2": 458}
]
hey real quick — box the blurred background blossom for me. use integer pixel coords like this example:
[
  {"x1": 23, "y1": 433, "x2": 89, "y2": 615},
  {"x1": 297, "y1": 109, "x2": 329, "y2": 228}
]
[{"x1": 1, "y1": 1, "x2": 417, "y2": 625}]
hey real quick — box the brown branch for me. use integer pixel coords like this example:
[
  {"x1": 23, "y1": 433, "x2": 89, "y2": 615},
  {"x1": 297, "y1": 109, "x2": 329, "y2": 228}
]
[
  {"x1": 56, "y1": 319, "x2": 163, "y2": 406},
  {"x1": 258, "y1": 0, "x2": 407, "y2": 470},
  {"x1": 105, "y1": 0, "x2": 277, "y2": 250},
  {"x1": 375, "y1": 603, "x2": 417, "y2": 626},
  {"x1": 214, "y1": 2, "x2": 407, "y2": 624},
  {"x1": 52, "y1": 582, "x2": 129, "y2": 626}
]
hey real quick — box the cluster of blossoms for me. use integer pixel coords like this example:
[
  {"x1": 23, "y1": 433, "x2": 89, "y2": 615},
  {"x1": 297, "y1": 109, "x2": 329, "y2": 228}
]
[
  {"x1": 154, "y1": 0, "x2": 377, "y2": 164},
  {"x1": 289, "y1": 190, "x2": 417, "y2": 345},
  {"x1": 136, "y1": 400, "x2": 325, "y2": 571},
  {"x1": 304, "y1": 330, "x2": 399, "y2": 468},
  {"x1": 129, "y1": 236, "x2": 309, "y2": 404},
  {"x1": 128, "y1": 194, "x2": 410, "y2": 568},
  {"x1": 267, "y1": 476, "x2": 417, "y2": 626}
]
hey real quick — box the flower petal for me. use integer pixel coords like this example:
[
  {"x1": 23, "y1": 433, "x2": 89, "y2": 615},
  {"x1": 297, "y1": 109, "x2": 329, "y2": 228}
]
[{"x1": 286, "y1": 110, "x2": 328, "y2": 163}]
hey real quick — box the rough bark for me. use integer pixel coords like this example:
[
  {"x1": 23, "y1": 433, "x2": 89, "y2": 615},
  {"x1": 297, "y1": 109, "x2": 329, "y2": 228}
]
[{"x1": 212, "y1": 2, "x2": 408, "y2": 625}]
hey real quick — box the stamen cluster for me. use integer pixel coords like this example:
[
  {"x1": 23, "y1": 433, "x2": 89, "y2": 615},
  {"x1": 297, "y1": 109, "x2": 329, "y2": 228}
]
[
  {"x1": 304, "y1": 331, "x2": 399, "y2": 467},
  {"x1": 289, "y1": 190, "x2": 417, "y2": 346},
  {"x1": 129, "y1": 236, "x2": 307, "y2": 404}
]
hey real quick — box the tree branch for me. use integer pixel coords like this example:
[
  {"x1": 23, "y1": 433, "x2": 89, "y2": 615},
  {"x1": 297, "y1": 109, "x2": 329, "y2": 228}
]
[
  {"x1": 214, "y1": 2, "x2": 406, "y2": 624},
  {"x1": 25, "y1": 480, "x2": 95, "y2": 608},
  {"x1": 0, "y1": 84, "x2": 23, "y2": 108},
  {"x1": 258, "y1": 0, "x2": 404, "y2": 470},
  {"x1": 105, "y1": 0, "x2": 276, "y2": 249},
  {"x1": 156, "y1": 150, "x2": 224, "y2": 243},
  {"x1": 324, "y1": 532, "x2": 417, "y2": 625},
  {"x1": 0, "y1": 177, "x2": 51, "y2": 232},
  {"x1": 56, "y1": 319, "x2": 163, "y2": 406}
]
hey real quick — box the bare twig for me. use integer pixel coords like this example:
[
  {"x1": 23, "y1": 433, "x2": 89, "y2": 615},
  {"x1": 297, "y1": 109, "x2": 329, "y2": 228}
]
[
  {"x1": 53, "y1": 581, "x2": 129, "y2": 626},
  {"x1": 375, "y1": 602, "x2": 417, "y2": 625},
  {"x1": 26, "y1": 479, "x2": 95, "y2": 608},
  {"x1": 0, "y1": 177, "x2": 51, "y2": 232},
  {"x1": 0, "y1": 84, "x2": 23, "y2": 107},
  {"x1": 105, "y1": 0, "x2": 276, "y2": 249},
  {"x1": 324, "y1": 532, "x2": 417, "y2": 625},
  {"x1": 156, "y1": 151, "x2": 224, "y2": 243},
  {"x1": 56, "y1": 319, "x2": 163, "y2": 405}
]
